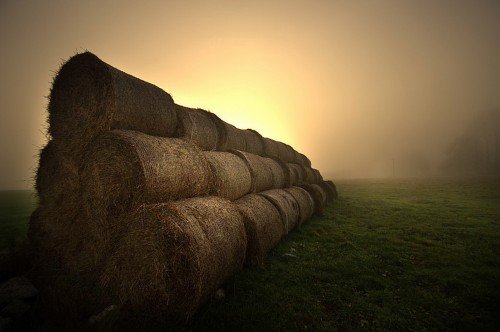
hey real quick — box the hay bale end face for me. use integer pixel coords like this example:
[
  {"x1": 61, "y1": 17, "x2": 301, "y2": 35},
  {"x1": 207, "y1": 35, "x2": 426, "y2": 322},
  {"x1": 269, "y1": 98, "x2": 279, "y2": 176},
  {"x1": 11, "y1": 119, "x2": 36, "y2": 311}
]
[
  {"x1": 175, "y1": 106, "x2": 219, "y2": 150},
  {"x1": 284, "y1": 187, "x2": 315, "y2": 225},
  {"x1": 299, "y1": 184, "x2": 328, "y2": 216},
  {"x1": 82, "y1": 130, "x2": 212, "y2": 222},
  {"x1": 204, "y1": 151, "x2": 252, "y2": 201},
  {"x1": 229, "y1": 150, "x2": 274, "y2": 193},
  {"x1": 100, "y1": 196, "x2": 246, "y2": 320},
  {"x1": 36, "y1": 140, "x2": 80, "y2": 207},
  {"x1": 234, "y1": 194, "x2": 285, "y2": 266},
  {"x1": 48, "y1": 52, "x2": 177, "y2": 157},
  {"x1": 258, "y1": 189, "x2": 300, "y2": 233}
]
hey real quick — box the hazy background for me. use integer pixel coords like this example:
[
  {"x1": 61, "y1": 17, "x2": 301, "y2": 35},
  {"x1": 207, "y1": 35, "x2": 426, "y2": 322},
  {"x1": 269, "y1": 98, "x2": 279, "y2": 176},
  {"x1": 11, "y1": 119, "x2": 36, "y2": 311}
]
[{"x1": 1, "y1": 0, "x2": 499, "y2": 190}]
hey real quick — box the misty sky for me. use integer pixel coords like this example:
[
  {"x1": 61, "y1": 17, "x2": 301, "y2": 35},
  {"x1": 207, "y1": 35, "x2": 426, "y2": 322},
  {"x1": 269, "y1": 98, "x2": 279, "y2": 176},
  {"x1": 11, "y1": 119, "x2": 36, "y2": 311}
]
[{"x1": 1, "y1": 0, "x2": 499, "y2": 189}]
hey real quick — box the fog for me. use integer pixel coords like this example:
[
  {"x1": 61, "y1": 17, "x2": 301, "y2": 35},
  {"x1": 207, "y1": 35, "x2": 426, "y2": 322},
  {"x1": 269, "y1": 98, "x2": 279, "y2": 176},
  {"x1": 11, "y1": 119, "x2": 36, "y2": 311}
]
[{"x1": 1, "y1": 0, "x2": 499, "y2": 189}]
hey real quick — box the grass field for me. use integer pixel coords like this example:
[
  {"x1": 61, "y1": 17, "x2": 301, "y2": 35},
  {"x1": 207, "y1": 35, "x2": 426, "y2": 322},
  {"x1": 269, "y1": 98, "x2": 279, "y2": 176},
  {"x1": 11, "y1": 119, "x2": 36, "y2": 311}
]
[{"x1": 0, "y1": 179, "x2": 499, "y2": 330}]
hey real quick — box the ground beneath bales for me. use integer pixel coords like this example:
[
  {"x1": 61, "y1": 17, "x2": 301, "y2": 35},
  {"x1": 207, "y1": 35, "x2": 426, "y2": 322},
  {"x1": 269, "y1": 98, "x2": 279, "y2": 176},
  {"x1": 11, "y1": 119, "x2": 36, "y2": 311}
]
[{"x1": 1, "y1": 179, "x2": 499, "y2": 330}]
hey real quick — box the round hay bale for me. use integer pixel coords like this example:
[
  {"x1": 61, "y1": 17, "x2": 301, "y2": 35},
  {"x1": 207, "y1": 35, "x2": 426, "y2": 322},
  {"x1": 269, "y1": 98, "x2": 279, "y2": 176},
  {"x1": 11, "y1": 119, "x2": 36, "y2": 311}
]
[
  {"x1": 325, "y1": 180, "x2": 339, "y2": 199},
  {"x1": 175, "y1": 105, "x2": 219, "y2": 150},
  {"x1": 298, "y1": 153, "x2": 311, "y2": 167},
  {"x1": 280, "y1": 143, "x2": 296, "y2": 163},
  {"x1": 318, "y1": 181, "x2": 335, "y2": 202},
  {"x1": 293, "y1": 150, "x2": 303, "y2": 165},
  {"x1": 228, "y1": 150, "x2": 274, "y2": 193},
  {"x1": 258, "y1": 189, "x2": 300, "y2": 233},
  {"x1": 217, "y1": 121, "x2": 246, "y2": 151},
  {"x1": 204, "y1": 151, "x2": 252, "y2": 200},
  {"x1": 234, "y1": 194, "x2": 285, "y2": 266},
  {"x1": 100, "y1": 197, "x2": 247, "y2": 320},
  {"x1": 318, "y1": 181, "x2": 334, "y2": 202},
  {"x1": 299, "y1": 184, "x2": 327, "y2": 216},
  {"x1": 286, "y1": 163, "x2": 305, "y2": 186},
  {"x1": 261, "y1": 157, "x2": 286, "y2": 189},
  {"x1": 243, "y1": 129, "x2": 265, "y2": 156},
  {"x1": 284, "y1": 187, "x2": 315, "y2": 225},
  {"x1": 48, "y1": 52, "x2": 177, "y2": 158},
  {"x1": 263, "y1": 137, "x2": 281, "y2": 160},
  {"x1": 35, "y1": 140, "x2": 80, "y2": 207},
  {"x1": 28, "y1": 204, "x2": 97, "y2": 273},
  {"x1": 312, "y1": 168, "x2": 323, "y2": 183},
  {"x1": 81, "y1": 129, "x2": 212, "y2": 224},
  {"x1": 303, "y1": 166, "x2": 317, "y2": 184}
]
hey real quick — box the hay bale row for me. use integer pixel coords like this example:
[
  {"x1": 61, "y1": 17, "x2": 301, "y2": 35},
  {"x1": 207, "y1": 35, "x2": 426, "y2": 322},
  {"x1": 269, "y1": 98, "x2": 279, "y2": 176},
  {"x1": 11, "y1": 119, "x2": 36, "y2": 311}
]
[
  {"x1": 100, "y1": 196, "x2": 246, "y2": 321},
  {"x1": 48, "y1": 51, "x2": 314, "y2": 164},
  {"x1": 31, "y1": 50, "x2": 340, "y2": 322}
]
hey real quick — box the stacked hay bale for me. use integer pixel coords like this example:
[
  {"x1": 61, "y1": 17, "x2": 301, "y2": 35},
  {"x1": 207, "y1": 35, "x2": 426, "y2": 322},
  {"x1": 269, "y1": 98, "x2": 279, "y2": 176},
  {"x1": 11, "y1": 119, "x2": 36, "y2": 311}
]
[{"x1": 30, "y1": 51, "x2": 339, "y2": 322}]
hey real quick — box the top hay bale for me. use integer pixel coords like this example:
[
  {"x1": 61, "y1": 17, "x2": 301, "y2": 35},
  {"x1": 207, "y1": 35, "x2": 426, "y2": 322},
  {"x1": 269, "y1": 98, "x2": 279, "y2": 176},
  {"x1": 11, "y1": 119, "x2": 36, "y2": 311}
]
[
  {"x1": 215, "y1": 120, "x2": 247, "y2": 151},
  {"x1": 312, "y1": 168, "x2": 323, "y2": 183},
  {"x1": 296, "y1": 152, "x2": 311, "y2": 167},
  {"x1": 48, "y1": 52, "x2": 177, "y2": 156},
  {"x1": 263, "y1": 137, "x2": 295, "y2": 163},
  {"x1": 175, "y1": 106, "x2": 219, "y2": 150},
  {"x1": 243, "y1": 129, "x2": 265, "y2": 156},
  {"x1": 100, "y1": 196, "x2": 247, "y2": 321}
]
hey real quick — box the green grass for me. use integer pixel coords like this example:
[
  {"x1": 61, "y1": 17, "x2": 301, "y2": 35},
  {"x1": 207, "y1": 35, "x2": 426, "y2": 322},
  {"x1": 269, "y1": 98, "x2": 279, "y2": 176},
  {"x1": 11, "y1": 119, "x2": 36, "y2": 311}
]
[
  {"x1": 0, "y1": 179, "x2": 499, "y2": 330},
  {"x1": 191, "y1": 179, "x2": 500, "y2": 330}
]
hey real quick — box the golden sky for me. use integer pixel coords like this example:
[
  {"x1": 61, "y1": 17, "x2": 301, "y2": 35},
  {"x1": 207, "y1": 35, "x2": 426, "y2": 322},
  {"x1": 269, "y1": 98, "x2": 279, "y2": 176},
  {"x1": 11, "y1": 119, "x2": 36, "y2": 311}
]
[{"x1": 1, "y1": 0, "x2": 499, "y2": 189}]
